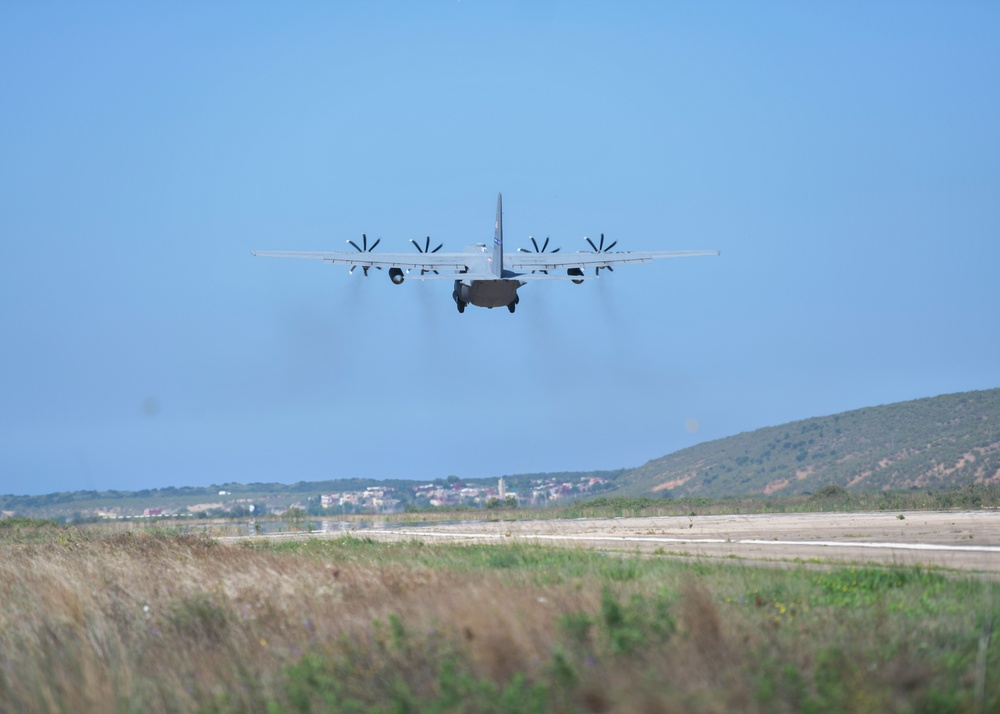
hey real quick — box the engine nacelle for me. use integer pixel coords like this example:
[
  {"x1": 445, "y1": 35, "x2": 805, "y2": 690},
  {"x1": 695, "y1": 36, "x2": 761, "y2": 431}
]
[
  {"x1": 389, "y1": 267, "x2": 405, "y2": 285},
  {"x1": 568, "y1": 267, "x2": 584, "y2": 285}
]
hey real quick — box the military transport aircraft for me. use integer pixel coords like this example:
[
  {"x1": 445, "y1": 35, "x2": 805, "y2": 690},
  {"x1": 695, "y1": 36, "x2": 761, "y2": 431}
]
[{"x1": 253, "y1": 193, "x2": 719, "y2": 313}]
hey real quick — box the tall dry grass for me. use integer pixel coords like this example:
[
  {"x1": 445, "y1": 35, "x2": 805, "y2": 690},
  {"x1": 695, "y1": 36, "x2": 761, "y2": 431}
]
[
  {"x1": 0, "y1": 531, "x2": 995, "y2": 713},
  {"x1": 0, "y1": 534, "x2": 597, "y2": 712}
]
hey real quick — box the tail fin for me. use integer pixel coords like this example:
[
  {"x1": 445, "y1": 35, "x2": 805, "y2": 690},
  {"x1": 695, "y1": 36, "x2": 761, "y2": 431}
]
[{"x1": 492, "y1": 192, "x2": 503, "y2": 277}]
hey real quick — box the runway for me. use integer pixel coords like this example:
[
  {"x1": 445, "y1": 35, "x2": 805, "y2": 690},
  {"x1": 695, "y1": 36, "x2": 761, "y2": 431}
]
[{"x1": 352, "y1": 510, "x2": 1000, "y2": 574}]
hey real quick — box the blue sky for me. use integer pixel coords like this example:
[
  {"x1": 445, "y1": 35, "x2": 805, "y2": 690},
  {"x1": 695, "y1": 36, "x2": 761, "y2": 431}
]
[{"x1": 2, "y1": 2, "x2": 998, "y2": 496}]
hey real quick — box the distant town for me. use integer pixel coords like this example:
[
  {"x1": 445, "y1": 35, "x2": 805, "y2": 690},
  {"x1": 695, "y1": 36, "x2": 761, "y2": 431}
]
[{"x1": 5, "y1": 473, "x2": 614, "y2": 522}]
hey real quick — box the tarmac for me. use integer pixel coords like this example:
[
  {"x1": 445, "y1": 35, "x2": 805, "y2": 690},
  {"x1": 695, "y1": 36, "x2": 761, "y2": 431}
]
[
  {"x1": 352, "y1": 510, "x2": 1000, "y2": 574},
  {"x1": 216, "y1": 510, "x2": 1000, "y2": 575}
]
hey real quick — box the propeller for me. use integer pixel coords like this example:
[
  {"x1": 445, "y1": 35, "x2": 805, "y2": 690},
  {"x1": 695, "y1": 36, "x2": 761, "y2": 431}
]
[
  {"x1": 584, "y1": 233, "x2": 618, "y2": 275},
  {"x1": 346, "y1": 234, "x2": 381, "y2": 276},
  {"x1": 410, "y1": 236, "x2": 443, "y2": 275},
  {"x1": 518, "y1": 235, "x2": 560, "y2": 273}
]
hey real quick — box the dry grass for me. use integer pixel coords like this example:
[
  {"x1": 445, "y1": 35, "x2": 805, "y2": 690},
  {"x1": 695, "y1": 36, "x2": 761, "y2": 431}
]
[{"x1": 0, "y1": 530, "x2": 995, "y2": 713}]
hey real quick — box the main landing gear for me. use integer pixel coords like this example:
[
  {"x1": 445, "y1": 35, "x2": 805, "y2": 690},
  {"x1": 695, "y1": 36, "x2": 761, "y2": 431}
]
[{"x1": 452, "y1": 292, "x2": 519, "y2": 314}]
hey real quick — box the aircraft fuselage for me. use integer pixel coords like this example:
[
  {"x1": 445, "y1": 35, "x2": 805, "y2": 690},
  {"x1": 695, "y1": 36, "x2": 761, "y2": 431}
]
[
  {"x1": 451, "y1": 243, "x2": 521, "y2": 310},
  {"x1": 455, "y1": 278, "x2": 519, "y2": 308}
]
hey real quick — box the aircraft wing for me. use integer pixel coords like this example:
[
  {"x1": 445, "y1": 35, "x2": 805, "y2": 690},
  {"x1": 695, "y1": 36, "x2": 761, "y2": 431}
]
[
  {"x1": 251, "y1": 250, "x2": 474, "y2": 274},
  {"x1": 506, "y1": 249, "x2": 720, "y2": 274}
]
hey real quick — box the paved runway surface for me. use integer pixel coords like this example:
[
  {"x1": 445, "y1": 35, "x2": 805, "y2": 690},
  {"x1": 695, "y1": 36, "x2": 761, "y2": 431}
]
[
  {"x1": 356, "y1": 510, "x2": 1000, "y2": 573},
  {"x1": 221, "y1": 510, "x2": 1000, "y2": 574}
]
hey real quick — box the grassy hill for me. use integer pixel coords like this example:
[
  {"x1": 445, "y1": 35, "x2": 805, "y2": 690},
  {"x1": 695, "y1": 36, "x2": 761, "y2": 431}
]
[
  {"x1": 6, "y1": 389, "x2": 999, "y2": 517},
  {"x1": 615, "y1": 388, "x2": 1000, "y2": 498}
]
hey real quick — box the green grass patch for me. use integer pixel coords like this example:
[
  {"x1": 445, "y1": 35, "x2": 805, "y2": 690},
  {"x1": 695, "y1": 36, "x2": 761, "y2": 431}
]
[{"x1": 0, "y1": 517, "x2": 81, "y2": 545}]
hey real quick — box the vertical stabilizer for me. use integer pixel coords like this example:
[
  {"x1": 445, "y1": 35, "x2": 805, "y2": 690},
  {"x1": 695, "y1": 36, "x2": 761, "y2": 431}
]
[{"x1": 492, "y1": 192, "x2": 503, "y2": 277}]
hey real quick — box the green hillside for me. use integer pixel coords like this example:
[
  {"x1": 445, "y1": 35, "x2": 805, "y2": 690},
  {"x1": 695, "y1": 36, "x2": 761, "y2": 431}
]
[{"x1": 616, "y1": 388, "x2": 1000, "y2": 498}]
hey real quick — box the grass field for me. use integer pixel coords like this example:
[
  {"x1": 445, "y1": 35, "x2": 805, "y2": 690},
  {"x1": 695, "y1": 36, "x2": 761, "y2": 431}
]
[{"x1": 0, "y1": 520, "x2": 996, "y2": 713}]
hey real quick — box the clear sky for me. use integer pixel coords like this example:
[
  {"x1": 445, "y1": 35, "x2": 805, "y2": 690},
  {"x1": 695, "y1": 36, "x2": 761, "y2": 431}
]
[{"x1": 2, "y1": 2, "x2": 998, "y2": 496}]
